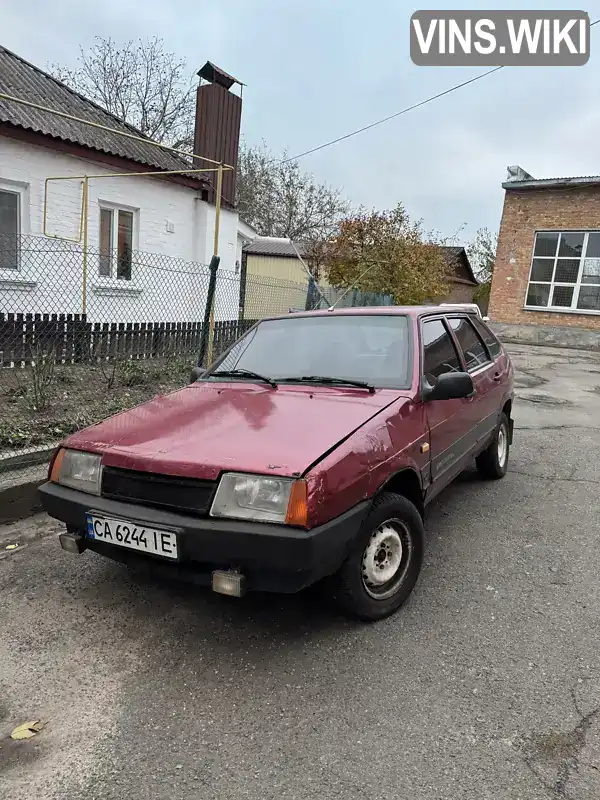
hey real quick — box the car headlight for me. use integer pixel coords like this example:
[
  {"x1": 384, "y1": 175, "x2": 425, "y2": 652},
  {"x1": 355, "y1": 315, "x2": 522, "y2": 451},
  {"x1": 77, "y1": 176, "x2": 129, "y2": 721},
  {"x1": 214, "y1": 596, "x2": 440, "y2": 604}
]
[
  {"x1": 50, "y1": 448, "x2": 102, "y2": 495},
  {"x1": 210, "y1": 473, "x2": 307, "y2": 526}
]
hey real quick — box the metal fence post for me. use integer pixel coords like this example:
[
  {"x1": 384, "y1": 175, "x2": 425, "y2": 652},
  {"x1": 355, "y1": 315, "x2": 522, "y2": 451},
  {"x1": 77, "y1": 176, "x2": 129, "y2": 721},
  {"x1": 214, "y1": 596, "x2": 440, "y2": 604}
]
[{"x1": 198, "y1": 255, "x2": 220, "y2": 368}]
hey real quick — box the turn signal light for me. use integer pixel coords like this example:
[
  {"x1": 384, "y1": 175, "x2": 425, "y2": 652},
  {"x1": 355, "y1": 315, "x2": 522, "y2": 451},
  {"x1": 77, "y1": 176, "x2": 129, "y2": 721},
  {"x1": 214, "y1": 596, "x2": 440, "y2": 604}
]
[
  {"x1": 49, "y1": 448, "x2": 65, "y2": 483},
  {"x1": 285, "y1": 480, "x2": 308, "y2": 527}
]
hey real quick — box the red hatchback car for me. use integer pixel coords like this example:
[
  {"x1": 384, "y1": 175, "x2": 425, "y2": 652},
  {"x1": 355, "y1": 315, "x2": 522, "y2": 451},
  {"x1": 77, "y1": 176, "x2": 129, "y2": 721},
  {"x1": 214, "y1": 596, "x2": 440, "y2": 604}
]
[{"x1": 39, "y1": 306, "x2": 514, "y2": 621}]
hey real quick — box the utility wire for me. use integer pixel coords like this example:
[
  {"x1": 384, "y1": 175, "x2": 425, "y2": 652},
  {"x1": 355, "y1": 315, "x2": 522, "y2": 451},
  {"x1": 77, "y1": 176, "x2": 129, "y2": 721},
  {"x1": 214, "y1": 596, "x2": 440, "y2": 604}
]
[{"x1": 285, "y1": 18, "x2": 600, "y2": 163}]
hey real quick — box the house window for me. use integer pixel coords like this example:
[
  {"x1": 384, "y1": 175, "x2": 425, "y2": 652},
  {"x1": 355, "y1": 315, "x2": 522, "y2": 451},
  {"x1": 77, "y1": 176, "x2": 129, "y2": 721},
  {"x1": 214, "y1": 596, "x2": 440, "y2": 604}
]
[
  {"x1": 99, "y1": 207, "x2": 135, "y2": 280},
  {"x1": 525, "y1": 231, "x2": 600, "y2": 314},
  {"x1": 0, "y1": 189, "x2": 20, "y2": 270}
]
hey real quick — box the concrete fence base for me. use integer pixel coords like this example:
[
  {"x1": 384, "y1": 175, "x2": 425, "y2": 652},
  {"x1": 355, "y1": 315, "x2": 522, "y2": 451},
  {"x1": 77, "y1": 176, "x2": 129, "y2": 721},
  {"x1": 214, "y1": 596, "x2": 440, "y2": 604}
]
[{"x1": 492, "y1": 321, "x2": 600, "y2": 352}]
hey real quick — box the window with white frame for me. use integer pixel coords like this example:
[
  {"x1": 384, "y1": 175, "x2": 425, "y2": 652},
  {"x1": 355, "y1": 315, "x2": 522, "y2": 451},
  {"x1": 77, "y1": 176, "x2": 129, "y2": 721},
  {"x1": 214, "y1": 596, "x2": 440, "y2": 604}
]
[
  {"x1": 99, "y1": 206, "x2": 135, "y2": 280},
  {"x1": 525, "y1": 231, "x2": 600, "y2": 313},
  {"x1": 0, "y1": 188, "x2": 20, "y2": 270}
]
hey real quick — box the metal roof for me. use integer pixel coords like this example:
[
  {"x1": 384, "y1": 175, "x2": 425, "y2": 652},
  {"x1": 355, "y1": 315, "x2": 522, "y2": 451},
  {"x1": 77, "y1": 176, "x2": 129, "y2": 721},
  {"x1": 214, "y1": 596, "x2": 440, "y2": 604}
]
[
  {"x1": 0, "y1": 45, "x2": 203, "y2": 179},
  {"x1": 502, "y1": 165, "x2": 600, "y2": 191},
  {"x1": 503, "y1": 175, "x2": 600, "y2": 190},
  {"x1": 197, "y1": 61, "x2": 244, "y2": 90},
  {"x1": 244, "y1": 238, "x2": 310, "y2": 258}
]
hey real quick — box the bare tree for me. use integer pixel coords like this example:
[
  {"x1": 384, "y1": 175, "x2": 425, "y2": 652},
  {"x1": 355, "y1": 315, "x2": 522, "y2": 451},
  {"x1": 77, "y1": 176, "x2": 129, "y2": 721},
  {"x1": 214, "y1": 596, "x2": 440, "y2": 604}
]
[
  {"x1": 50, "y1": 36, "x2": 195, "y2": 149},
  {"x1": 51, "y1": 40, "x2": 348, "y2": 238},
  {"x1": 236, "y1": 141, "x2": 350, "y2": 240}
]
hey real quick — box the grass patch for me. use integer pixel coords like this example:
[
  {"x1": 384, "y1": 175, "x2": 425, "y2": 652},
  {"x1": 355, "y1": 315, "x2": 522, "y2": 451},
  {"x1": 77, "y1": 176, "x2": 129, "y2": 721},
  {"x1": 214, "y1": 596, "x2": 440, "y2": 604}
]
[{"x1": 0, "y1": 357, "x2": 191, "y2": 452}]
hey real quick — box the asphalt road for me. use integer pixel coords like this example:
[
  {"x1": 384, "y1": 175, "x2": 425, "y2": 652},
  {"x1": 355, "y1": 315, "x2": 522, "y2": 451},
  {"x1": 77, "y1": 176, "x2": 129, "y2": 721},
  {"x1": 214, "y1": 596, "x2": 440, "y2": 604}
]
[{"x1": 1, "y1": 343, "x2": 599, "y2": 800}]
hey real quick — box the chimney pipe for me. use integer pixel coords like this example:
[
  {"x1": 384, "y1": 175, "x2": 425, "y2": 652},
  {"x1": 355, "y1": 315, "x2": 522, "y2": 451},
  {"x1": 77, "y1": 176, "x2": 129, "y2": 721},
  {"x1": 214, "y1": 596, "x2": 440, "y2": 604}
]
[{"x1": 194, "y1": 61, "x2": 243, "y2": 208}]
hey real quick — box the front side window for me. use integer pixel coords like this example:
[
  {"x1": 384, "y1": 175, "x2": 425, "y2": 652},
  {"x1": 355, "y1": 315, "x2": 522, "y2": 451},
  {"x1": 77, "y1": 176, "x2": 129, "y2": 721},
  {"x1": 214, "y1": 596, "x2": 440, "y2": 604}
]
[
  {"x1": 471, "y1": 317, "x2": 502, "y2": 359},
  {"x1": 208, "y1": 314, "x2": 412, "y2": 389},
  {"x1": 0, "y1": 188, "x2": 19, "y2": 270},
  {"x1": 421, "y1": 319, "x2": 461, "y2": 382},
  {"x1": 99, "y1": 206, "x2": 135, "y2": 280},
  {"x1": 448, "y1": 316, "x2": 490, "y2": 372},
  {"x1": 526, "y1": 231, "x2": 600, "y2": 313}
]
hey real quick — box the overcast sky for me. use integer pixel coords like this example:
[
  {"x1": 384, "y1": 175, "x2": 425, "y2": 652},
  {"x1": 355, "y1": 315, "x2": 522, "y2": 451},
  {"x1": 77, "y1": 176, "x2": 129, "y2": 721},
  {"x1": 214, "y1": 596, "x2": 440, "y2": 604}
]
[{"x1": 3, "y1": 0, "x2": 599, "y2": 243}]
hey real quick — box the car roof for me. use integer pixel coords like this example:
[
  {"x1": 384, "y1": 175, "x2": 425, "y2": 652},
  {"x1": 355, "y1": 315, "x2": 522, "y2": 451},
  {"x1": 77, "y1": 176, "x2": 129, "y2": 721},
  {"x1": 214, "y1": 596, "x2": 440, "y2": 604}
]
[{"x1": 264, "y1": 305, "x2": 479, "y2": 321}]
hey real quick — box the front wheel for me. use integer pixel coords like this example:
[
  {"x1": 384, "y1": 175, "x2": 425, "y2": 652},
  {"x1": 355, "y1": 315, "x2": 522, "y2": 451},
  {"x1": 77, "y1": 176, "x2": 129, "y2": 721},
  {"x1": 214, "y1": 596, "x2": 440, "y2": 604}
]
[
  {"x1": 476, "y1": 411, "x2": 510, "y2": 479},
  {"x1": 328, "y1": 492, "x2": 424, "y2": 622}
]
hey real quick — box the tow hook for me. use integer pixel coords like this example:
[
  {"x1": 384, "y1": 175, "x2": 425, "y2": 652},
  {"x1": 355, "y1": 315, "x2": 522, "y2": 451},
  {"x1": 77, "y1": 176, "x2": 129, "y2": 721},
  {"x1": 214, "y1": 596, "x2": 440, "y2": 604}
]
[{"x1": 59, "y1": 532, "x2": 88, "y2": 555}]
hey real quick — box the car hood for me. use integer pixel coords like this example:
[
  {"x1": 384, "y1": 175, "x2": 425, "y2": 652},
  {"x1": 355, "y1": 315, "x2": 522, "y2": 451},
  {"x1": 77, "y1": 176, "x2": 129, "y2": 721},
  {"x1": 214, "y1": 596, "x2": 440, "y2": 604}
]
[{"x1": 65, "y1": 382, "x2": 407, "y2": 480}]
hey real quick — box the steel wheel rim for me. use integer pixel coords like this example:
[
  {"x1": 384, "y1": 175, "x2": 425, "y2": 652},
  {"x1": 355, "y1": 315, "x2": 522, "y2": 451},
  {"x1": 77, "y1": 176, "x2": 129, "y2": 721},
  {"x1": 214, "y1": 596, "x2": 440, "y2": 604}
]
[
  {"x1": 361, "y1": 519, "x2": 412, "y2": 600},
  {"x1": 497, "y1": 423, "x2": 508, "y2": 468}
]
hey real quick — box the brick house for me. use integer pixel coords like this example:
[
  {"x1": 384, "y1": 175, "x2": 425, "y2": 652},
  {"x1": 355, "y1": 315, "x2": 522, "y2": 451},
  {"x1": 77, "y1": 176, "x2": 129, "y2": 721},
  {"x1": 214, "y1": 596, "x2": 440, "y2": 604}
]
[{"x1": 489, "y1": 166, "x2": 600, "y2": 344}]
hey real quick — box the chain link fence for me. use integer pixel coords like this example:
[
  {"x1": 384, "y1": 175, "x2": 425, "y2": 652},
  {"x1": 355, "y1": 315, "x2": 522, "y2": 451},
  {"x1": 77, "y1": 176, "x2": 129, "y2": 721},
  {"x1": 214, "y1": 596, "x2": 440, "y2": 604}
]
[{"x1": 0, "y1": 233, "x2": 393, "y2": 485}]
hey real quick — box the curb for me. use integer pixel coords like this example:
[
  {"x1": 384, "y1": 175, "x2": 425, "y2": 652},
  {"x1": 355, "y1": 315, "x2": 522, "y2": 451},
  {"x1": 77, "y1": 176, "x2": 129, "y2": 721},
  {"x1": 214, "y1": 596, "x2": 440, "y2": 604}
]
[
  {"x1": 0, "y1": 447, "x2": 55, "y2": 526},
  {"x1": 0, "y1": 478, "x2": 45, "y2": 526}
]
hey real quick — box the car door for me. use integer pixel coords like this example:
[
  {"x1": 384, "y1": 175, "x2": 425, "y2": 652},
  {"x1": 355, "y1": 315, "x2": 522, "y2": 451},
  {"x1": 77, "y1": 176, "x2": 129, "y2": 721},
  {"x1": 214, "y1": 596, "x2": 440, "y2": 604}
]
[
  {"x1": 420, "y1": 316, "x2": 475, "y2": 498},
  {"x1": 445, "y1": 314, "x2": 500, "y2": 451}
]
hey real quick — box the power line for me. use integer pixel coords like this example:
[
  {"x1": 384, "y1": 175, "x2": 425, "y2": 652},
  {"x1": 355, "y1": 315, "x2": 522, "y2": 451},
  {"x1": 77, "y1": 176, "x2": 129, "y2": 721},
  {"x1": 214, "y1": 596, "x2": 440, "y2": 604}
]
[{"x1": 285, "y1": 18, "x2": 599, "y2": 163}]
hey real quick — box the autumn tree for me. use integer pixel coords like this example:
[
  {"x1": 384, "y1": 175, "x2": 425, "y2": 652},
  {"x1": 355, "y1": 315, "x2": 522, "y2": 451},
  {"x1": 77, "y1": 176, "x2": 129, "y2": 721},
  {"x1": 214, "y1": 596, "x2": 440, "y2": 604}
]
[
  {"x1": 236, "y1": 141, "x2": 350, "y2": 240},
  {"x1": 467, "y1": 227, "x2": 498, "y2": 309},
  {"x1": 323, "y1": 205, "x2": 449, "y2": 305},
  {"x1": 50, "y1": 36, "x2": 195, "y2": 149}
]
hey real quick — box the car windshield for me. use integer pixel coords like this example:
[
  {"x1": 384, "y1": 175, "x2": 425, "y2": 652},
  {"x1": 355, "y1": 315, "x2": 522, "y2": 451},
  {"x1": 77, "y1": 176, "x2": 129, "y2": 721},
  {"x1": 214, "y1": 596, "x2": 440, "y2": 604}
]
[{"x1": 206, "y1": 314, "x2": 411, "y2": 389}]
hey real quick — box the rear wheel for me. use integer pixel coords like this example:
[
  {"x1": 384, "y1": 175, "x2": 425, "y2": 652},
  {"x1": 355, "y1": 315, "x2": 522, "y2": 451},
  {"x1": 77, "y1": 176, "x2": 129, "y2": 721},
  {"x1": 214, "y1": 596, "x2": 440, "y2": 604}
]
[
  {"x1": 328, "y1": 492, "x2": 424, "y2": 622},
  {"x1": 476, "y1": 412, "x2": 510, "y2": 479}
]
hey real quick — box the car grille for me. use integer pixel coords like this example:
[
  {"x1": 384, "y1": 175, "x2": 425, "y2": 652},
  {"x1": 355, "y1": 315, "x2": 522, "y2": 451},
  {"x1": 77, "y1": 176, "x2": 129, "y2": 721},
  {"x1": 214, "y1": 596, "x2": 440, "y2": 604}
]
[{"x1": 101, "y1": 466, "x2": 216, "y2": 517}]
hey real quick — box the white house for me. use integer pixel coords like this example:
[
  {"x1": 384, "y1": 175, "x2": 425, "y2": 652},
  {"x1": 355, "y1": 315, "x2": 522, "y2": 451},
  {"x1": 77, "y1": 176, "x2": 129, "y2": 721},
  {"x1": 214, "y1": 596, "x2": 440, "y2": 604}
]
[{"x1": 0, "y1": 47, "x2": 254, "y2": 324}]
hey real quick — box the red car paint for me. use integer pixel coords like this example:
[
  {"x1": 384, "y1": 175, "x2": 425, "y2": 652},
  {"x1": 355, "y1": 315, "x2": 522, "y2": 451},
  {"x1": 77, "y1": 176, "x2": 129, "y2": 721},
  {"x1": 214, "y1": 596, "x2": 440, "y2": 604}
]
[{"x1": 59, "y1": 306, "x2": 513, "y2": 529}]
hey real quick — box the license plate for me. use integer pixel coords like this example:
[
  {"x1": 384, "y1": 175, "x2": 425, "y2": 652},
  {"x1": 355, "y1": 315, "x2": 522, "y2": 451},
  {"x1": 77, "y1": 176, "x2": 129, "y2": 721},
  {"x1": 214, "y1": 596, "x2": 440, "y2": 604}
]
[{"x1": 86, "y1": 514, "x2": 178, "y2": 560}]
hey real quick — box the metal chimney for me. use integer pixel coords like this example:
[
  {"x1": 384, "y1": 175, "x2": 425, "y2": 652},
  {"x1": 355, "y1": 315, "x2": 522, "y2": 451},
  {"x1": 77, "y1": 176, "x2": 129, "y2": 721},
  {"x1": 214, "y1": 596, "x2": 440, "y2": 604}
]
[{"x1": 194, "y1": 61, "x2": 244, "y2": 207}]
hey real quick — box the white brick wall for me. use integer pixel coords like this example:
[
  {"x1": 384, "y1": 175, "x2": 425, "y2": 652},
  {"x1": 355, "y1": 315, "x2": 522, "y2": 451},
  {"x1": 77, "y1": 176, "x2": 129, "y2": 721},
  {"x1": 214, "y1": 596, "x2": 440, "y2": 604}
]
[{"x1": 0, "y1": 136, "x2": 241, "y2": 322}]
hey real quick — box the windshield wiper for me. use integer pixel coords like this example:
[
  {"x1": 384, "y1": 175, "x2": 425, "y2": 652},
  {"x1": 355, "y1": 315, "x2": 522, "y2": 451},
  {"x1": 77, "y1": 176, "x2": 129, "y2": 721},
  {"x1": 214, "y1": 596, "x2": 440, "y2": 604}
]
[
  {"x1": 209, "y1": 368, "x2": 278, "y2": 388},
  {"x1": 280, "y1": 375, "x2": 375, "y2": 393}
]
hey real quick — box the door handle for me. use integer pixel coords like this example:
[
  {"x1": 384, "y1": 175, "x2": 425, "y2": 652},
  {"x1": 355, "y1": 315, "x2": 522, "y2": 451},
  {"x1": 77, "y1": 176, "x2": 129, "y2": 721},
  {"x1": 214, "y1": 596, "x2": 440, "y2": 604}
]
[{"x1": 492, "y1": 372, "x2": 502, "y2": 382}]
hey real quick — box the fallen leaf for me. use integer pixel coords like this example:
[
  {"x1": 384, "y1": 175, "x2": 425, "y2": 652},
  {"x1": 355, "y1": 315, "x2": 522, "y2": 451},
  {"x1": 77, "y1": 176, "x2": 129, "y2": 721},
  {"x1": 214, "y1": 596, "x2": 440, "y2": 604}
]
[
  {"x1": 10, "y1": 720, "x2": 47, "y2": 740},
  {"x1": 5, "y1": 544, "x2": 18, "y2": 550}
]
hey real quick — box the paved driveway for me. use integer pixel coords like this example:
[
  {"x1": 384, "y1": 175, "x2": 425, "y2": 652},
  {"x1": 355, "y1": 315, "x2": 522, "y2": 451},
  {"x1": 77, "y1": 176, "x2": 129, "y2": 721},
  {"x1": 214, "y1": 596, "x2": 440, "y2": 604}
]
[{"x1": 1, "y1": 344, "x2": 599, "y2": 800}]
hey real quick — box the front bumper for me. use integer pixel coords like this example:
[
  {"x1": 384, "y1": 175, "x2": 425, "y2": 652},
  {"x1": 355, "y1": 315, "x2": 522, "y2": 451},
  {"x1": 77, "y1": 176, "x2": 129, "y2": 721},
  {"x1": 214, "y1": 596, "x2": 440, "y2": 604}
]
[{"x1": 38, "y1": 482, "x2": 369, "y2": 593}]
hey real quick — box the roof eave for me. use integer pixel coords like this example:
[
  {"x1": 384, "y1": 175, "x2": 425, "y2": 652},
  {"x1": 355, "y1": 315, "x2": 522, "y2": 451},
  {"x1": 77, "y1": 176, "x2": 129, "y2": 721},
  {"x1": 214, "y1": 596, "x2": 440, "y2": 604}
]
[
  {"x1": 0, "y1": 121, "x2": 210, "y2": 192},
  {"x1": 503, "y1": 177, "x2": 600, "y2": 190}
]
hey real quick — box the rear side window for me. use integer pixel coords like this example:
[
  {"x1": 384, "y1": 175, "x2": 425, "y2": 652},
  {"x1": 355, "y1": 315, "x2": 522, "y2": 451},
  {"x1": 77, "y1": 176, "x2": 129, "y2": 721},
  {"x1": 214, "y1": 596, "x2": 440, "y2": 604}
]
[
  {"x1": 422, "y1": 319, "x2": 461, "y2": 381},
  {"x1": 471, "y1": 317, "x2": 502, "y2": 359},
  {"x1": 448, "y1": 317, "x2": 490, "y2": 372}
]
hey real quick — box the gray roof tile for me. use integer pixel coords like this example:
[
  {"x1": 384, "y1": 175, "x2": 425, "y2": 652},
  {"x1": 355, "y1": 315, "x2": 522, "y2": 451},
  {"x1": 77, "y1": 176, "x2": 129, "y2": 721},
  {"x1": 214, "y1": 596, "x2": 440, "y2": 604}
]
[{"x1": 0, "y1": 45, "x2": 202, "y2": 180}]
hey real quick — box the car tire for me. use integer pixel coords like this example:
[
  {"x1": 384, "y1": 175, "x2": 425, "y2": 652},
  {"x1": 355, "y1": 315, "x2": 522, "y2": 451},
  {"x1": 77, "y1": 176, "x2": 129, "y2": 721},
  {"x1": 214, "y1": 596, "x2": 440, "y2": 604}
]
[
  {"x1": 476, "y1": 411, "x2": 510, "y2": 480},
  {"x1": 328, "y1": 492, "x2": 424, "y2": 622}
]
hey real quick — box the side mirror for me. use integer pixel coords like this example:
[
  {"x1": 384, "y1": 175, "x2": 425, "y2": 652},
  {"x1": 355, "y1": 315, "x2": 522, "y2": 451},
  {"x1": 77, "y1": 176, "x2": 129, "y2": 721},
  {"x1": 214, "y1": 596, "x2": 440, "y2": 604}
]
[
  {"x1": 423, "y1": 371, "x2": 474, "y2": 401},
  {"x1": 189, "y1": 366, "x2": 206, "y2": 383}
]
